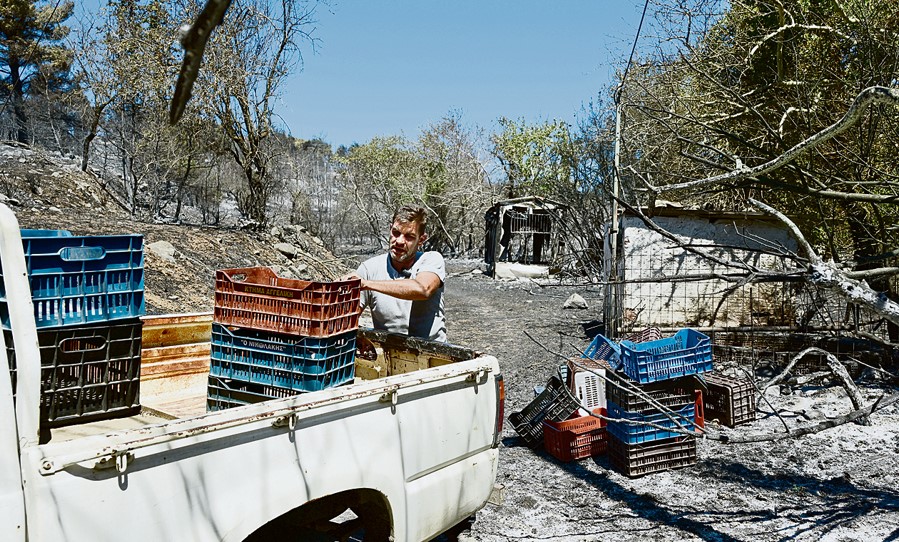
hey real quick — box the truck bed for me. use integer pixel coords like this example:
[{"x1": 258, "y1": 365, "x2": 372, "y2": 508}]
[{"x1": 48, "y1": 313, "x2": 483, "y2": 443}]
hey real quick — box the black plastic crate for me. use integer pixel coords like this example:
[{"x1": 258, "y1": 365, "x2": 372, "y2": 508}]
[
  {"x1": 609, "y1": 435, "x2": 697, "y2": 477},
  {"x1": 701, "y1": 372, "x2": 756, "y2": 427},
  {"x1": 5, "y1": 318, "x2": 142, "y2": 428},
  {"x1": 206, "y1": 375, "x2": 298, "y2": 411},
  {"x1": 606, "y1": 370, "x2": 695, "y2": 412},
  {"x1": 509, "y1": 375, "x2": 581, "y2": 449}
]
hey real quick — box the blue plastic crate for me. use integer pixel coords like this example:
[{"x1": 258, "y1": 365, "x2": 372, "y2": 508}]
[
  {"x1": 209, "y1": 324, "x2": 356, "y2": 393},
  {"x1": 606, "y1": 399, "x2": 696, "y2": 445},
  {"x1": 583, "y1": 334, "x2": 621, "y2": 369},
  {"x1": 618, "y1": 328, "x2": 713, "y2": 383},
  {"x1": 0, "y1": 229, "x2": 145, "y2": 328}
]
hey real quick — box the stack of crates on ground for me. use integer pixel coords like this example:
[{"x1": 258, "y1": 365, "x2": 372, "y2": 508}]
[
  {"x1": 584, "y1": 327, "x2": 713, "y2": 476},
  {"x1": 538, "y1": 357, "x2": 611, "y2": 462},
  {"x1": 0, "y1": 229, "x2": 145, "y2": 439},
  {"x1": 207, "y1": 267, "x2": 361, "y2": 411}
]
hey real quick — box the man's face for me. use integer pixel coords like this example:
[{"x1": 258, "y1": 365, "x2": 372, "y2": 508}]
[{"x1": 389, "y1": 219, "x2": 426, "y2": 268}]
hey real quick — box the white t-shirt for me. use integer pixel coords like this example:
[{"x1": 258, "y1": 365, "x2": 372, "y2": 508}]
[{"x1": 356, "y1": 251, "x2": 446, "y2": 342}]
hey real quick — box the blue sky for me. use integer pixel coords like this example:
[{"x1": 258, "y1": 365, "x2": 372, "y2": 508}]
[
  {"x1": 77, "y1": 1, "x2": 647, "y2": 148},
  {"x1": 281, "y1": 1, "x2": 646, "y2": 147}
]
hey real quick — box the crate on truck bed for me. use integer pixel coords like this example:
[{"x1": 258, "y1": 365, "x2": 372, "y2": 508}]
[
  {"x1": 0, "y1": 229, "x2": 144, "y2": 329},
  {"x1": 209, "y1": 323, "x2": 356, "y2": 396},
  {"x1": 5, "y1": 318, "x2": 142, "y2": 429},
  {"x1": 214, "y1": 267, "x2": 361, "y2": 337}
]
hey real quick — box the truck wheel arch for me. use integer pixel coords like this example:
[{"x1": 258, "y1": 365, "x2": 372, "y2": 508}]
[{"x1": 242, "y1": 488, "x2": 393, "y2": 541}]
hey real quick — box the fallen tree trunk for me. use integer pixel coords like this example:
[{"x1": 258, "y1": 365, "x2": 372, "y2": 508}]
[{"x1": 708, "y1": 392, "x2": 898, "y2": 444}]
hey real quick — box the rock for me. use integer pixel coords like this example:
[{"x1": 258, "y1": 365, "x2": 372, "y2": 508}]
[
  {"x1": 270, "y1": 226, "x2": 282, "y2": 238},
  {"x1": 147, "y1": 240, "x2": 177, "y2": 262},
  {"x1": 275, "y1": 242, "x2": 298, "y2": 258},
  {"x1": 562, "y1": 293, "x2": 588, "y2": 309},
  {"x1": 310, "y1": 235, "x2": 324, "y2": 246},
  {"x1": 48, "y1": 206, "x2": 60, "y2": 213},
  {"x1": 270, "y1": 265, "x2": 290, "y2": 277}
]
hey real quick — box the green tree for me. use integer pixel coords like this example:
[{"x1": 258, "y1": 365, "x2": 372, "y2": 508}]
[
  {"x1": 0, "y1": 0, "x2": 74, "y2": 143},
  {"x1": 336, "y1": 114, "x2": 494, "y2": 254},
  {"x1": 337, "y1": 135, "x2": 421, "y2": 244},
  {"x1": 490, "y1": 117, "x2": 574, "y2": 198}
]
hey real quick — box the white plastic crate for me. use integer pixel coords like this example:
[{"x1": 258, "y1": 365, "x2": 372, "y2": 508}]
[{"x1": 573, "y1": 369, "x2": 606, "y2": 411}]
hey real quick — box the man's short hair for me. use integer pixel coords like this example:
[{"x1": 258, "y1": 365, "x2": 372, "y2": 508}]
[{"x1": 392, "y1": 206, "x2": 427, "y2": 234}]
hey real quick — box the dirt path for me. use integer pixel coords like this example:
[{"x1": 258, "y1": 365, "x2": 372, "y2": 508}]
[{"x1": 443, "y1": 261, "x2": 899, "y2": 542}]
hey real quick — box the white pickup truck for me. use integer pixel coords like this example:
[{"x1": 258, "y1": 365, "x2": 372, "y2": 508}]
[{"x1": 0, "y1": 203, "x2": 504, "y2": 541}]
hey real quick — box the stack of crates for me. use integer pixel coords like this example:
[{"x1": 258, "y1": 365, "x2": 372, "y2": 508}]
[
  {"x1": 585, "y1": 327, "x2": 713, "y2": 477},
  {"x1": 1, "y1": 229, "x2": 145, "y2": 438},
  {"x1": 532, "y1": 358, "x2": 611, "y2": 462},
  {"x1": 207, "y1": 267, "x2": 362, "y2": 411}
]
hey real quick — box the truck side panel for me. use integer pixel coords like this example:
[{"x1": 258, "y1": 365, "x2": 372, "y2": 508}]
[
  {"x1": 0, "y1": 330, "x2": 25, "y2": 542},
  {"x1": 20, "y1": 357, "x2": 500, "y2": 542}
]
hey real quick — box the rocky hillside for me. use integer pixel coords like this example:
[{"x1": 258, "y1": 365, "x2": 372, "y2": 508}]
[{"x1": 0, "y1": 142, "x2": 352, "y2": 314}]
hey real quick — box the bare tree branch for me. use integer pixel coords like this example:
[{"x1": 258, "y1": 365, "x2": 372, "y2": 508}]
[{"x1": 645, "y1": 86, "x2": 899, "y2": 196}]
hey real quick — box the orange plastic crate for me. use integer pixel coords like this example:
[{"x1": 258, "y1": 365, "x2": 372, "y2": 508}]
[
  {"x1": 542, "y1": 408, "x2": 608, "y2": 462},
  {"x1": 214, "y1": 267, "x2": 361, "y2": 337}
]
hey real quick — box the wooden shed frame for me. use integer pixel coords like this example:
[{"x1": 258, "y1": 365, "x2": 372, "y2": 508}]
[{"x1": 484, "y1": 196, "x2": 568, "y2": 279}]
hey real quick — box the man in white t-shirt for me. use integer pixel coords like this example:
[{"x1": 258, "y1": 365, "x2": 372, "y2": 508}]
[{"x1": 345, "y1": 206, "x2": 447, "y2": 342}]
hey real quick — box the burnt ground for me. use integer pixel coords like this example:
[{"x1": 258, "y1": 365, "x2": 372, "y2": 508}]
[
  {"x1": 443, "y1": 261, "x2": 899, "y2": 542},
  {"x1": 3, "y1": 143, "x2": 899, "y2": 541}
]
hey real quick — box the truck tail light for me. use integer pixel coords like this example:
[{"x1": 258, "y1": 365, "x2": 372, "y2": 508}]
[{"x1": 493, "y1": 374, "x2": 504, "y2": 448}]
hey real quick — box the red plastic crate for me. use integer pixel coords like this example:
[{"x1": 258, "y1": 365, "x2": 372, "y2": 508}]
[
  {"x1": 694, "y1": 390, "x2": 705, "y2": 429},
  {"x1": 214, "y1": 267, "x2": 361, "y2": 337},
  {"x1": 542, "y1": 408, "x2": 608, "y2": 462}
]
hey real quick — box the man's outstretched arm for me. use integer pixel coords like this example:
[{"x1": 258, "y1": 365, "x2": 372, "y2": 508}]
[{"x1": 343, "y1": 271, "x2": 441, "y2": 301}]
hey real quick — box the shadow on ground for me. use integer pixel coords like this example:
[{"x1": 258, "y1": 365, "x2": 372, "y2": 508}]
[{"x1": 547, "y1": 452, "x2": 899, "y2": 541}]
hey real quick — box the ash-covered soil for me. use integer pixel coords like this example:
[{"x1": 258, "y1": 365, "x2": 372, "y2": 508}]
[{"x1": 443, "y1": 261, "x2": 899, "y2": 542}]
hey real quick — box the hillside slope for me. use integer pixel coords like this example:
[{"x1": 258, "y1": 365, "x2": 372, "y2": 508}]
[{"x1": 0, "y1": 142, "x2": 351, "y2": 314}]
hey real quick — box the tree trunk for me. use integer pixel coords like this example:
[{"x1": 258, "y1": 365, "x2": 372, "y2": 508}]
[
  {"x1": 9, "y1": 59, "x2": 28, "y2": 144},
  {"x1": 80, "y1": 105, "x2": 105, "y2": 172}
]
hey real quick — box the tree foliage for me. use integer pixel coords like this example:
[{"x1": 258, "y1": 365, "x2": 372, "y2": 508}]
[
  {"x1": 490, "y1": 117, "x2": 573, "y2": 198},
  {"x1": 338, "y1": 113, "x2": 495, "y2": 255},
  {"x1": 0, "y1": 0, "x2": 74, "y2": 143}
]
